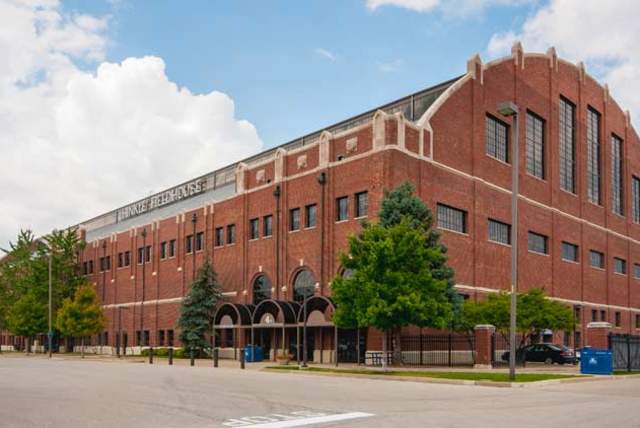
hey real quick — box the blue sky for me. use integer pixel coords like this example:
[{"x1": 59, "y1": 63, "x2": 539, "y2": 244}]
[{"x1": 60, "y1": 0, "x2": 533, "y2": 148}]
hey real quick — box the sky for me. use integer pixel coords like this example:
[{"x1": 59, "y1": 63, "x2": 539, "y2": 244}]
[{"x1": 1, "y1": 0, "x2": 640, "y2": 249}]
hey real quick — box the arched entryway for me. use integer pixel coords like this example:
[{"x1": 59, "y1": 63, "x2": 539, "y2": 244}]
[
  {"x1": 212, "y1": 302, "x2": 254, "y2": 360},
  {"x1": 251, "y1": 299, "x2": 300, "y2": 361}
]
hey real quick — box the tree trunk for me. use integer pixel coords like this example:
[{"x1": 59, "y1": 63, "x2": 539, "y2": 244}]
[
  {"x1": 25, "y1": 337, "x2": 30, "y2": 354},
  {"x1": 382, "y1": 330, "x2": 388, "y2": 371},
  {"x1": 81, "y1": 337, "x2": 85, "y2": 359},
  {"x1": 392, "y1": 328, "x2": 402, "y2": 366}
]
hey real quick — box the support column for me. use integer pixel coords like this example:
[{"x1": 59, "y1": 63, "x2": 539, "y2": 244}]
[
  {"x1": 474, "y1": 324, "x2": 495, "y2": 369},
  {"x1": 586, "y1": 322, "x2": 612, "y2": 349}
]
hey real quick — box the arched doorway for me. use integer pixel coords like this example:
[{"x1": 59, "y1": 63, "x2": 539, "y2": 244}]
[{"x1": 252, "y1": 274, "x2": 272, "y2": 305}]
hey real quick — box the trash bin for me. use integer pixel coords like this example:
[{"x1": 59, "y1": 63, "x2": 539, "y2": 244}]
[
  {"x1": 580, "y1": 348, "x2": 613, "y2": 375},
  {"x1": 244, "y1": 345, "x2": 264, "y2": 363}
]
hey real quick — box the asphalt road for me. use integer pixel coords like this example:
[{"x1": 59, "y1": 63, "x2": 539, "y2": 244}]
[{"x1": 0, "y1": 356, "x2": 639, "y2": 428}]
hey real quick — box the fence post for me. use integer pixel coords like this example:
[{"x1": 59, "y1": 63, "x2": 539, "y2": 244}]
[
  {"x1": 190, "y1": 349, "x2": 195, "y2": 367},
  {"x1": 240, "y1": 348, "x2": 245, "y2": 369},
  {"x1": 474, "y1": 325, "x2": 495, "y2": 369},
  {"x1": 168, "y1": 348, "x2": 173, "y2": 365},
  {"x1": 149, "y1": 347, "x2": 153, "y2": 364},
  {"x1": 213, "y1": 348, "x2": 219, "y2": 368},
  {"x1": 628, "y1": 335, "x2": 632, "y2": 373},
  {"x1": 448, "y1": 333, "x2": 452, "y2": 367},
  {"x1": 419, "y1": 334, "x2": 423, "y2": 366}
]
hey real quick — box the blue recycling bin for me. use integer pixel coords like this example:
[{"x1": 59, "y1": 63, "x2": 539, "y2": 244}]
[
  {"x1": 580, "y1": 348, "x2": 613, "y2": 375},
  {"x1": 244, "y1": 345, "x2": 264, "y2": 362}
]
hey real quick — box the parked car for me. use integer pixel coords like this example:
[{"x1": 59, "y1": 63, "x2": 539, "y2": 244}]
[{"x1": 502, "y1": 344, "x2": 577, "y2": 365}]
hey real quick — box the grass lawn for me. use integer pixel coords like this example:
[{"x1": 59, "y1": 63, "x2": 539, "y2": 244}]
[
  {"x1": 613, "y1": 370, "x2": 640, "y2": 375},
  {"x1": 265, "y1": 366, "x2": 581, "y2": 383}
]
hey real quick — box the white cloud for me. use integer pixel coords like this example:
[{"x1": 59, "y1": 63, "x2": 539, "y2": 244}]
[
  {"x1": 366, "y1": 0, "x2": 526, "y2": 16},
  {"x1": 488, "y1": 0, "x2": 640, "y2": 127},
  {"x1": 315, "y1": 48, "x2": 337, "y2": 62},
  {"x1": 0, "y1": 0, "x2": 262, "y2": 248},
  {"x1": 378, "y1": 59, "x2": 404, "y2": 73}
]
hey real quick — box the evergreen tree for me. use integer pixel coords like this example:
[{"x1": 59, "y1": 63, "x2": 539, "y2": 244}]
[
  {"x1": 332, "y1": 219, "x2": 453, "y2": 369},
  {"x1": 177, "y1": 259, "x2": 222, "y2": 357},
  {"x1": 378, "y1": 182, "x2": 463, "y2": 328},
  {"x1": 56, "y1": 284, "x2": 106, "y2": 358}
]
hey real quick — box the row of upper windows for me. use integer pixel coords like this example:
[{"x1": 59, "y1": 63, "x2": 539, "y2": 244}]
[
  {"x1": 438, "y1": 203, "x2": 640, "y2": 277},
  {"x1": 485, "y1": 99, "x2": 634, "y2": 218}
]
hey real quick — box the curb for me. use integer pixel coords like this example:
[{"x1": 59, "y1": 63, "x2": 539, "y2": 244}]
[{"x1": 261, "y1": 368, "x2": 596, "y2": 388}]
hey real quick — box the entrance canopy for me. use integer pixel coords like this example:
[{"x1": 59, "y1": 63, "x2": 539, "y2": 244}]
[{"x1": 213, "y1": 302, "x2": 254, "y2": 329}]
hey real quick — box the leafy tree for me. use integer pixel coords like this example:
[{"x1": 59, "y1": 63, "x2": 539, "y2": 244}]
[
  {"x1": 177, "y1": 259, "x2": 222, "y2": 357},
  {"x1": 461, "y1": 288, "x2": 574, "y2": 349},
  {"x1": 6, "y1": 293, "x2": 47, "y2": 353},
  {"x1": 56, "y1": 284, "x2": 105, "y2": 358},
  {"x1": 378, "y1": 182, "x2": 463, "y2": 329},
  {"x1": 332, "y1": 219, "x2": 453, "y2": 369}
]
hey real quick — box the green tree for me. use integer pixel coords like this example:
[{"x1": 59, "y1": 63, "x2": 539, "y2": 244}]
[
  {"x1": 177, "y1": 259, "x2": 222, "y2": 357},
  {"x1": 56, "y1": 284, "x2": 105, "y2": 358},
  {"x1": 6, "y1": 293, "x2": 47, "y2": 353},
  {"x1": 332, "y1": 219, "x2": 453, "y2": 369},
  {"x1": 378, "y1": 182, "x2": 463, "y2": 329},
  {"x1": 461, "y1": 288, "x2": 574, "y2": 349}
]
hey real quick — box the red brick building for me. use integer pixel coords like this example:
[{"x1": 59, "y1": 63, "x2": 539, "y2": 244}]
[{"x1": 3, "y1": 44, "x2": 640, "y2": 359}]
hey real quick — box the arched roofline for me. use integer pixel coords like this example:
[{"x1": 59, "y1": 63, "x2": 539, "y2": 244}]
[
  {"x1": 213, "y1": 302, "x2": 254, "y2": 326},
  {"x1": 297, "y1": 295, "x2": 336, "y2": 323},
  {"x1": 252, "y1": 298, "x2": 300, "y2": 325}
]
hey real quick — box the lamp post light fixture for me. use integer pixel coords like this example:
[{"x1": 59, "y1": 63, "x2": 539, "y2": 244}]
[
  {"x1": 497, "y1": 101, "x2": 519, "y2": 381},
  {"x1": 118, "y1": 306, "x2": 130, "y2": 358}
]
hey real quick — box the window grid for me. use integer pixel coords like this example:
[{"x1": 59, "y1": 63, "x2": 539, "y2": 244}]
[
  {"x1": 336, "y1": 197, "x2": 348, "y2": 221},
  {"x1": 488, "y1": 219, "x2": 510, "y2": 245},
  {"x1": 263, "y1": 215, "x2": 273, "y2": 237},
  {"x1": 249, "y1": 218, "x2": 259, "y2": 240},
  {"x1": 437, "y1": 204, "x2": 467, "y2": 233},
  {"x1": 561, "y1": 242, "x2": 578, "y2": 262},
  {"x1": 355, "y1": 191, "x2": 368, "y2": 218},
  {"x1": 632, "y1": 176, "x2": 640, "y2": 223},
  {"x1": 528, "y1": 231, "x2": 548, "y2": 254},
  {"x1": 168, "y1": 240, "x2": 175, "y2": 257},
  {"x1": 559, "y1": 98, "x2": 576, "y2": 193},
  {"x1": 587, "y1": 108, "x2": 601, "y2": 204},
  {"x1": 634, "y1": 263, "x2": 640, "y2": 279},
  {"x1": 290, "y1": 208, "x2": 301, "y2": 231},
  {"x1": 195, "y1": 232, "x2": 204, "y2": 251},
  {"x1": 226, "y1": 224, "x2": 236, "y2": 244},
  {"x1": 614, "y1": 257, "x2": 626, "y2": 275},
  {"x1": 590, "y1": 250, "x2": 605, "y2": 269},
  {"x1": 611, "y1": 135, "x2": 624, "y2": 215},
  {"x1": 305, "y1": 204, "x2": 317, "y2": 228},
  {"x1": 525, "y1": 112, "x2": 545, "y2": 179},
  {"x1": 485, "y1": 115, "x2": 508, "y2": 162},
  {"x1": 215, "y1": 227, "x2": 224, "y2": 246}
]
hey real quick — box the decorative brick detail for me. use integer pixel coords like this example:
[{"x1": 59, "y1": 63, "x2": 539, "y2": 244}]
[
  {"x1": 296, "y1": 154, "x2": 308, "y2": 170},
  {"x1": 256, "y1": 169, "x2": 266, "y2": 184},
  {"x1": 346, "y1": 137, "x2": 358, "y2": 154},
  {"x1": 586, "y1": 322, "x2": 612, "y2": 350}
]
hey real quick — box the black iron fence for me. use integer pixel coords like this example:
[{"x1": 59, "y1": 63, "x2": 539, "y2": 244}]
[
  {"x1": 609, "y1": 333, "x2": 640, "y2": 372},
  {"x1": 398, "y1": 333, "x2": 476, "y2": 367},
  {"x1": 491, "y1": 333, "x2": 527, "y2": 367}
]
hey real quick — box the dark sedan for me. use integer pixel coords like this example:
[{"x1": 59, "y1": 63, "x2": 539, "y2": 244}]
[{"x1": 502, "y1": 343, "x2": 577, "y2": 365}]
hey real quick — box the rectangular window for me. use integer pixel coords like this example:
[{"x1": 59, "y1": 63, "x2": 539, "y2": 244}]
[
  {"x1": 263, "y1": 215, "x2": 273, "y2": 237},
  {"x1": 160, "y1": 242, "x2": 167, "y2": 259},
  {"x1": 612, "y1": 135, "x2": 624, "y2": 215},
  {"x1": 589, "y1": 250, "x2": 605, "y2": 269},
  {"x1": 614, "y1": 257, "x2": 626, "y2": 275},
  {"x1": 561, "y1": 242, "x2": 579, "y2": 262},
  {"x1": 227, "y1": 224, "x2": 236, "y2": 244},
  {"x1": 83, "y1": 262, "x2": 88, "y2": 275},
  {"x1": 525, "y1": 111, "x2": 545, "y2": 179},
  {"x1": 632, "y1": 177, "x2": 640, "y2": 223},
  {"x1": 615, "y1": 312, "x2": 621, "y2": 327},
  {"x1": 305, "y1": 204, "x2": 317, "y2": 228},
  {"x1": 485, "y1": 115, "x2": 509, "y2": 162},
  {"x1": 635, "y1": 264, "x2": 640, "y2": 279},
  {"x1": 559, "y1": 97, "x2": 576, "y2": 193},
  {"x1": 636, "y1": 314, "x2": 640, "y2": 329},
  {"x1": 124, "y1": 251, "x2": 130, "y2": 266},
  {"x1": 137, "y1": 247, "x2": 144, "y2": 264},
  {"x1": 587, "y1": 108, "x2": 601, "y2": 204},
  {"x1": 289, "y1": 208, "x2": 301, "y2": 231},
  {"x1": 99, "y1": 257, "x2": 105, "y2": 272},
  {"x1": 591, "y1": 309, "x2": 597, "y2": 322},
  {"x1": 167, "y1": 330, "x2": 174, "y2": 346},
  {"x1": 185, "y1": 235, "x2": 193, "y2": 254},
  {"x1": 249, "y1": 218, "x2": 259, "y2": 240},
  {"x1": 117, "y1": 253, "x2": 123, "y2": 268},
  {"x1": 145, "y1": 246, "x2": 151, "y2": 263},
  {"x1": 106, "y1": 256, "x2": 111, "y2": 270},
  {"x1": 336, "y1": 196, "x2": 348, "y2": 221},
  {"x1": 600, "y1": 310, "x2": 607, "y2": 322},
  {"x1": 528, "y1": 231, "x2": 548, "y2": 254},
  {"x1": 215, "y1": 227, "x2": 224, "y2": 246},
  {"x1": 158, "y1": 330, "x2": 165, "y2": 346},
  {"x1": 168, "y1": 240, "x2": 176, "y2": 258},
  {"x1": 437, "y1": 203, "x2": 467, "y2": 233},
  {"x1": 136, "y1": 331, "x2": 141, "y2": 346},
  {"x1": 574, "y1": 306, "x2": 581, "y2": 323},
  {"x1": 355, "y1": 191, "x2": 368, "y2": 218},
  {"x1": 195, "y1": 232, "x2": 204, "y2": 251},
  {"x1": 143, "y1": 330, "x2": 150, "y2": 347},
  {"x1": 488, "y1": 219, "x2": 511, "y2": 245}
]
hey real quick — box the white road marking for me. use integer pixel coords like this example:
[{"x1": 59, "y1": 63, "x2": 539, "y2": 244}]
[{"x1": 222, "y1": 411, "x2": 374, "y2": 427}]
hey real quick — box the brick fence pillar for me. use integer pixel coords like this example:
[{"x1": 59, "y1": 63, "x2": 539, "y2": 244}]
[
  {"x1": 474, "y1": 324, "x2": 495, "y2": 369},
  {"x1": 586, "y1": 322, "x2": 612, "y2": 349}
]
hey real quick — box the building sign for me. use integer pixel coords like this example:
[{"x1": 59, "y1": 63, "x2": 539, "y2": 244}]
[
  {"x1": 260, "y1": 313, "x2": 275, "y2": 325},
  {"x1": 117, "y1": 178, "x2": 207, "y2": 222}
]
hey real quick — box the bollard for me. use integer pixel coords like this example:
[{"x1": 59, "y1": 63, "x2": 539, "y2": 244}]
[
  {"x1": 168, "y1": 347, "x2": 173, "y2": 365},
  {"x1": 213, "y1": 348, "x2": 219, "y2": 368},
  {"x1": 190, "y1": 350, "x2": 195, "y2": 367},
  {"x1": 240, "y1": 348, "x2": 245, "y2": 369},
  {"x1": 149, "y1": 347, "x2": 153, "y2": 364}
]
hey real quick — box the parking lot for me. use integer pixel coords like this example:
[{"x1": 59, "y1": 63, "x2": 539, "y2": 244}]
[{"x1": 0, "y1": 355, "x2": 639, "y2": 427}]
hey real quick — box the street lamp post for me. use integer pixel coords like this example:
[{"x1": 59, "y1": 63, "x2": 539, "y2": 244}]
[
  {"x1": 498, "y1": 101, "x2": 519, "y2": 381},
  {"x1": 118, "y1": 306, "x2": 129, "y2": 358},
  {"x1": 191, "y1": 213, "x2": 197, "y2": 281},
  {"x1": 141, "y1": 228, "x2": 147, "y2": 347},
  {"x1": 48, "y1": 229, "x2": 57, "y2": 359}
]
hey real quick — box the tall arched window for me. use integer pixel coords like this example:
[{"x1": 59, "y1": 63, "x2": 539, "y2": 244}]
[
  {"x1": 252, "y1": 275, "x2": 272, "y2": 305},
  {"x1": 341, "y1": 268, "x2": 354, "y2": 279},
  {"x1": 293, "y1": 269, "x2": 316, "y2": 303}
]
